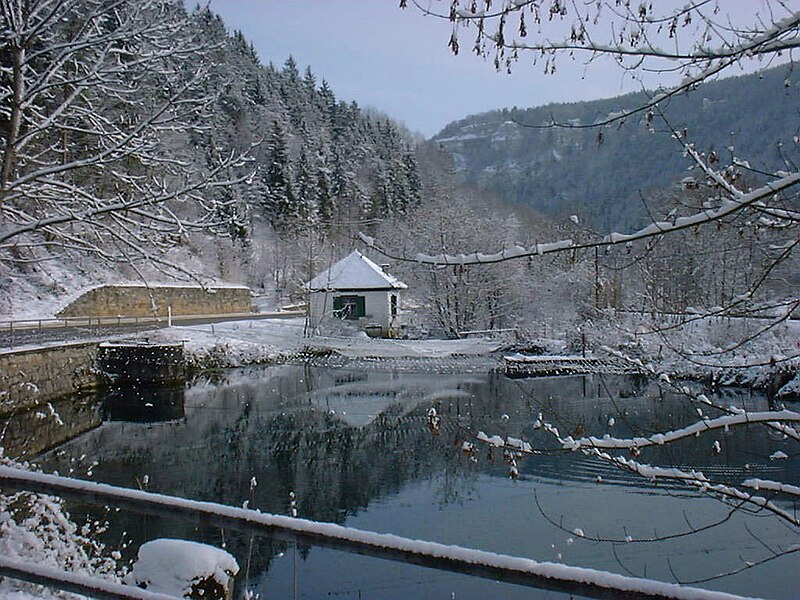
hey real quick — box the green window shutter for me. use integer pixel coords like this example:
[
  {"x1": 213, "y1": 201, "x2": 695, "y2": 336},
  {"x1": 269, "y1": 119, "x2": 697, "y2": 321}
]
[{"x1": 354, "y1": 296, "x2": 366, "y2": 318}]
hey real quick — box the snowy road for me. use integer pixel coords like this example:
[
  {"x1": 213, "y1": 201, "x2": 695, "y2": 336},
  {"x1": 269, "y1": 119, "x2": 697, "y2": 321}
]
[{"x1": 0, "y1": 312, "x2": 304, "y2": 350}]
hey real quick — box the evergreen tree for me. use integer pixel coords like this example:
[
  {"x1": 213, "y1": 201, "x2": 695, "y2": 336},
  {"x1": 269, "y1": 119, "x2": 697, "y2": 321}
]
[
  {"x1": 294, "y1": 149, "x2": 318, "y2": 225},
  {"x1": 317, "y1": 167, "x2": 334, "y2": 224},
  {"x1": 282, "y1": 55, "x2": 300, "y2": 83},
  {"x1": 318, "y1": 79, "x2": 336, "y2": 120},
  {"x1": 403, "y1": 150, "x2": 422, "y2": 208},
  {"x1": 303, "y1": 66, "x2": 317, "y2": 94},
  {"x1": 263, "y1": 121, "x2": 297, "y2": 228}
]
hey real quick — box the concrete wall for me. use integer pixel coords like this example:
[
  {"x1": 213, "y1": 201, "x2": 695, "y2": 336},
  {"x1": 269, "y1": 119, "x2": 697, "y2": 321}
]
[
  {"x1": 309, "y1": 289, "x2": 402, "y2": 336},
  {"x1": 97, "y1": 342, "x2": 185, "y2": 385},
  {"x1": 0, "y1": 341, "x2": 185, "y2": 458},
  {"x1": 58, "y1": 285, "x2": 253, "y2": 318},
  {"x1": 0, "y1": 342, "x2": 100, "y2": 417}
]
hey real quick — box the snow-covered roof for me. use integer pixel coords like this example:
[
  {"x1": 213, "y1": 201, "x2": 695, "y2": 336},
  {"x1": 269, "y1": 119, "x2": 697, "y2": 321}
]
[{"x1": 306, "y1": 251, "x2": 407, "y2": 291}]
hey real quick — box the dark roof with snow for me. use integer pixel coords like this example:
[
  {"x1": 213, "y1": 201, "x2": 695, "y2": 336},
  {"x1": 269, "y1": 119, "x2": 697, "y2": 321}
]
[{"x1": 306, "y1": 251, "x2": 407, "y2": 292}]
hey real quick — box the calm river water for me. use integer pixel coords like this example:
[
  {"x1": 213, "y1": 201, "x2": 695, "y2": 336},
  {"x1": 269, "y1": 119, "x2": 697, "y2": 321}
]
[{"x1": 34, "y1": 364, "x2": 799, "y2": 599}]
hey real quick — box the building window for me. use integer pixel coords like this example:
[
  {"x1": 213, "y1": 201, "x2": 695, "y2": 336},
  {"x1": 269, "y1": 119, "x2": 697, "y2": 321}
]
[
  {"x1": 333, "y1": 295, "x2": 365, "y2": 320},
  {"x1": 390, "y1": 294, "x2": 398, "y2": 318}
]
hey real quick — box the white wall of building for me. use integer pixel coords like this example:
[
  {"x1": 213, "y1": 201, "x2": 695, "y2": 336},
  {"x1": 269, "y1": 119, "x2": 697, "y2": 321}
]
[{"x1": 309, "y1": 289, "x2": 402, "y2": 336}]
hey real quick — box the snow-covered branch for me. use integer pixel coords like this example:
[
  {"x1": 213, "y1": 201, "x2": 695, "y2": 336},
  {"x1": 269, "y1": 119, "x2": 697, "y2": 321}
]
[
  {"x1": 741, "y1": 479, "x2": 800, "y2": 498},
  {"x1": 0, "y1": 0, "x2": 252, "y2": 269},
  {"x1": 359, "y1": 171, "x2": 799, "y2": 266},
  {"x1": 407, "y1": 2, "x2": 800, "y2": 75},
  {"x1": 555, "y1": 410, "x2": 800, "y2": 453},
  {"x1": 597, "y1": 450, "x2": 800, "y2": 526}
]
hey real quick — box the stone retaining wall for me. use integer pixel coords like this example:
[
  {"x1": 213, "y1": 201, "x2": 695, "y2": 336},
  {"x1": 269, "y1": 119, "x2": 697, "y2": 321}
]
[
  {"x1": 57, "y1": 285, "x2": 253, "y2": 318},
  {"x1": 0, "y1": 342, "x2": 100, "y2": 417}
]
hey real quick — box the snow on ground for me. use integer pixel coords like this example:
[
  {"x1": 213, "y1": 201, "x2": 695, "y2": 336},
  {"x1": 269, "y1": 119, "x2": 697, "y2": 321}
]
[
  {"x1": 584, "y1": 311, "x2": 800, "y2": 393},
  {"x1": 150, "y1": 318, "x2": 502, "y2": 366},
  {"x1": 151, "y1": 318, "x2": 307, "y2": 367},
  {"x1": 89, "y1": 311, "x2": 798, "y2": 397},
  {"x1": 603, "y1": 312, "x2": 800, "y2": 367},
  {"x1": 2, "y1": 301, "x2": 797, "y2": 397},
  {"x1": 314, "y1": 333, "x2": 501, "y2": 358},
  {"x1": 142, "y1": 312, "x2": 800, "y2": 398}
]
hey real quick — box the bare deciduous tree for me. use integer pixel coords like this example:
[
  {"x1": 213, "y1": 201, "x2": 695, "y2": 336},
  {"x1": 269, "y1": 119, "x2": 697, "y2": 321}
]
[
  {"x1": 0, "y1": 0, "x2": 250, "y2": 277},
  {"x1": 404, "y1": 1, "x2": 800, "y2": 122},
  {"x1": 379, "y1": 1, "x2": 798, "y2": 265}
]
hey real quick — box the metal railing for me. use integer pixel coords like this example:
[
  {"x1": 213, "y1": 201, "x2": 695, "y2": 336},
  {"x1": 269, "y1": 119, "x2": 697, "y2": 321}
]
[
  {"x1": 5, "y1": 314, "x2": 151, "y2": 330},
  {"x1": 0, "y1": 315, "x2": 164, "y2": 350},
  {"x1": 0, "y1": 465, "x2": 741, "y2": 600}
]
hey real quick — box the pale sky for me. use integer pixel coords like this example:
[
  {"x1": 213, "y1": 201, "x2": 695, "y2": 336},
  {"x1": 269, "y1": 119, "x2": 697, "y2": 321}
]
[{"x1": 202, "y1": 1, "x2": 764, "y2": 138}]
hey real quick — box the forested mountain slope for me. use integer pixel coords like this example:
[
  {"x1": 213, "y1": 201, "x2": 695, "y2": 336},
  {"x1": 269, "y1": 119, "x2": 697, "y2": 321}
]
[
  {"x1": 0, "y1": 4, "x2": 423, "y2": 316},
  {"x1": 433, "y1": 65, "x2": 799, "y2": 232},
  {"x1": 193, "y1": 9, "x2": 422, "y2": 231}
]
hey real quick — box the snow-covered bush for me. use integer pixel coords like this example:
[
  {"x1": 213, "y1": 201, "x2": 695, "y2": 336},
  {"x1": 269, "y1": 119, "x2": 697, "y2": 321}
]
[
  {"x1": 0, "y1": 454, "x2": 123, "y2": 599},
  {"x1": 126, "y1": 538, "x2": 238, "y2": 600}
]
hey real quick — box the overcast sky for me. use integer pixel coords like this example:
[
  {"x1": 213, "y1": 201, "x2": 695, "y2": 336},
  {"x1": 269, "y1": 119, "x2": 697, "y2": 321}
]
[{"x1": 202, "y1": 1, "x2": 757, "y2": 138}]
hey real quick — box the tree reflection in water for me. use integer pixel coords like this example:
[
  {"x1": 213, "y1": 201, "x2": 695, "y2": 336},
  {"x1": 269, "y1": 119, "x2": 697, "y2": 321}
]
[{"x1": 36, "y1": 365, "x2": 798, "y2": 599}]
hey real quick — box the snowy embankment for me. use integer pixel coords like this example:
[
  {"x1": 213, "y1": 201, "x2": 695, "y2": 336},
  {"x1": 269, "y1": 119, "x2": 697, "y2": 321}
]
[
  {"x1": 150, "y1": 315, "x2": 799, "y2": 397},
  {"x1": 149, "y1": 317, "x2": 503, "y2": 368},
  {"x1": 589, "y1": 311, "x2": 800, "y2": 398},
  {"x1": 0, "y1": 454, "x2": 124, "y2": 599}
]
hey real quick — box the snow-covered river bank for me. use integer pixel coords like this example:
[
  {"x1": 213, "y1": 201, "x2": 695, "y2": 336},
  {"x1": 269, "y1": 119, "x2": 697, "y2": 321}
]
[{"x1": 148, "y1": 316, "x2": 799, "y2": 398}]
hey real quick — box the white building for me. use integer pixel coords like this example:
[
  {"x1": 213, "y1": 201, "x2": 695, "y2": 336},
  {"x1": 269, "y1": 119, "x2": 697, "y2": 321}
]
[{"x1": 306, "y1": 251, "x2": 407, "y2": 337}]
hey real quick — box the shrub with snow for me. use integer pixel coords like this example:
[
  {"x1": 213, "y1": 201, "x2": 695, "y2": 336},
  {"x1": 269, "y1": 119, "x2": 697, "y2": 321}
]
[
  {"x1": 126, "y1": 538, "x2": 239, "y2": 600},
  {"x1": 0, "y1": 455, "x2": 123, "y2": 598}
]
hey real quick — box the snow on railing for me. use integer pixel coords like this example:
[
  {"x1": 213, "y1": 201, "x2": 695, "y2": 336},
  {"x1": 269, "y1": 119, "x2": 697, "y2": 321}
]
[
  {"x1": 0, "y1": 466, "x2": 752, "y2": 600},
  {"x1": 0, "y1": 556, "x2": 178, "y2": 600}
]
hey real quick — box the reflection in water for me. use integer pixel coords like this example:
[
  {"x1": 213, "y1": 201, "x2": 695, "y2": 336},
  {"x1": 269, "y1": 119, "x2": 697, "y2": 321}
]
[
  {"x1": 1, "y1": 395, "x2": 101, "y2": 459},
  {"x1": 102, "y1": 386, "x2": 185, "y2": 422},
  {"x1": 36, "y1": 366, "x2": 798, "y2": 599},
  {"x1": 1, "y1": 384, "x2": 186, "y2": 458}
]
